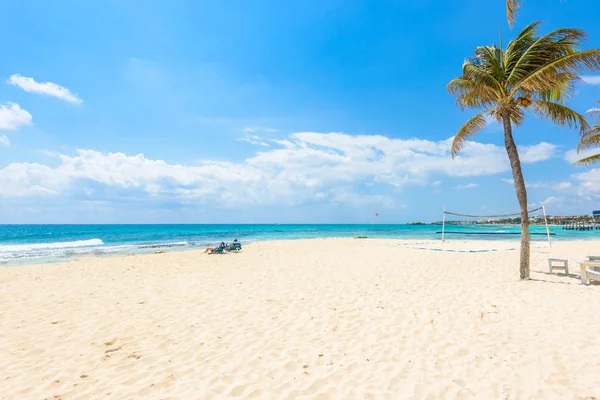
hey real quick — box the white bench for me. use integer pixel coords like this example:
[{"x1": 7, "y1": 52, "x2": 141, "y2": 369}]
[
  {"x1": 579, "y1": 261, "x2": 600, "y2": 285},
  {"x1": 548, "y1": 258, "x2": 569, "y2": 274}
]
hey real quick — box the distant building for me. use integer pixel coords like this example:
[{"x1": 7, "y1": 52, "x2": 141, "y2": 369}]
[{"x1": 594, "y1": 210, "x2": 600, "y2": 217}]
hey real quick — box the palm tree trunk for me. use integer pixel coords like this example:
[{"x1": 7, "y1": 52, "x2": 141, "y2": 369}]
[{"x1": 502, "y1": 111, "x2": 530, "y2": 280}]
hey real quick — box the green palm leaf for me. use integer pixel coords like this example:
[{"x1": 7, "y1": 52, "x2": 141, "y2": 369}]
[
  {"x1": 532, "y1": 100, "x2": 589, "y2": 134},
  {"x1": 506, "y1": 26, "x2": 587, "y2": 87},
  {"x1": 504, "y1": 22, "x2": 540, "y2": 75},
  {"x1": 462, "y1": 63, "x2": 504, "y2": 93},
  {"x1": 575, "y1": 106, "x2": 600, "y2": 166},
  {"x1": 574, "y1": 152, "x2": 600, "y2": 166},
  {"x1": 451, "y1": 111, "x2": 492, "y2": 158},
  {"x1": 578, "y1": 126, "x2": 600, "y2": 148},
  {"x1": 447, "y1": 78, "x2": 499, "y2": 110},
  {"x1": 448, "y1": 22, "x2": 599, "y2": 155},
  {"x1": 515, "y1": 49, "x2": 600, "y2": 95}
]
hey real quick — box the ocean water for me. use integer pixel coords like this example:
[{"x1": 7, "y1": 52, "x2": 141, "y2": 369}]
[{"x1": 0, "y1": 224, "x2": 597, "y2": 265}]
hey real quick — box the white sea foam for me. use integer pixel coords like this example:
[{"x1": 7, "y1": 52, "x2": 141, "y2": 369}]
[
  {"x1": 0, "y1": 239, "x2": 196, "y2": 264},
  {"x1": 138, "y1": 241, "x2": 189, "y2": 249},
  {"x1": 0, "y1": 238, "x2": 104, "y2": 254}
]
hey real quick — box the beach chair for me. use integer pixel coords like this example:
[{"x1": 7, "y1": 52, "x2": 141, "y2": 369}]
[{"x1": 579, "y1": 259, "x2": 600, "y2": 285}]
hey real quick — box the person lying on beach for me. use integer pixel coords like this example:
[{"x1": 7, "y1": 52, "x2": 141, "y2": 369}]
[{"x1": 204, "y1": 242, "x2": 226, "y2": 254}]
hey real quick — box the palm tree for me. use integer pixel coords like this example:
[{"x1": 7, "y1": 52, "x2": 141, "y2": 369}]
[
  {"x1": 576, "y1": 102, "x2": 600, "y2": 165},
  {"x1": 447, "y1": 22, "x2": 600, "y2": 279}
]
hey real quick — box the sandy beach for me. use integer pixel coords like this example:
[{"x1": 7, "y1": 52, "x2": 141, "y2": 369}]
[{"x1": 1, "y1": 238, "x2": 599, "y2": 399}]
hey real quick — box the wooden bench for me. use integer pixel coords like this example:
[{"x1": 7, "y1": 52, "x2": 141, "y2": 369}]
[
  {"x1": 548, "y1": 258, "x2": 569, "y2": 274},
  {"x1": 579, "y1": 260, "x2": 600, "y2": 285}
]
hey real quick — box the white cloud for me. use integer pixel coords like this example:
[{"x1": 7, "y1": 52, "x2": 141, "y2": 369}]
[
  {"x1": 543, "y1": 196, "x2": 564, "y2": 206},
  {"x1": 553, "y1": 182, "x2": 572, "y2": 190},
  {"x1": 528, "y1": 182, "x2": 550, "y2": 189},
  {"x1": 581, "y1": 76, "x2": 600, "y2": 85},
  {"x1": 7, "y1": 74, "x2": 82, "y2": 104},
  {"x1": 244, "y1": 126, "x2": 277, "y2": 133},
  {"x1": 0, "y1": 103, "x2": 32, "y2": 130},
  {"x1": 454, "y1": 183, "x2": 479, "y2": 189},
  {"x1": 518, "y1": 142, "x2": 557, "y2": 163},
  {"x1": 237, "y1": 135, "x2": 271, "y2": 147},
  {"x1": 271, "y1": 139, "x2": 295, "y2": 149},
  {"x1": 0, "y1": 132, "x2": 557, "y2": 207},
  {"x1": 0, "y1": 135, "x2": 9, "y2": 146},
  {"x1": 572, "y1": 168, "x2": 600, "y2": 198},
  {"x1": 501, "y1": 178, "x2": 571, "y2": 191}
]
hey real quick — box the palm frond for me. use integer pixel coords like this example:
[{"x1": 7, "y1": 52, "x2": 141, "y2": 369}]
[
  {"x1": 447, "y1": 77, "x2": 499, "y2": 97},
  {"x1": 510, "y1": 106, "x2": 526, "y2": 126},
  {"x1": 451, "y1": 111, "x2": 491, "y2": 158},
  {"x1": 506, "y1": 0, "x2": 521, "y2": 29},
  {"x1": 574, "y1": 152, "x2": 600, "y2": 166},
  {"x1": 516, "y1": 49, "x2": 600, "y2": 95},
  {"x1": 506, "y1": 26, "x2": 587, "y2": 87},
  {"x1": 504, "y1": 22, "x2": 540, "y2": 76},
  {"x1": 447, "y1": 78, "x2": 499, "y2": 110},
  {"x1": 535, "y1": 72, "x2": 578, "y2": 102},
  {"x1": 532, "y1": 100, "x2": 590, "y2": 134},
  {"x1": 473, "y1": 46, "x2": 505, "y2": 82},
  {"x1": 579, "y1": 126, "x2": 600, "y2": 148},
  {"x1": 462, "y1": 61, "x2": 504, "y2": 93}
]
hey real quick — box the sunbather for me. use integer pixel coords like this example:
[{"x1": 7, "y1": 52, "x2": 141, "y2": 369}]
[
  {"x1": 227, "y1": 239, "x2": 242, "y2": 252},
  {"x1": 204, "y1": 242, "x2": 226, "y2": 254}
]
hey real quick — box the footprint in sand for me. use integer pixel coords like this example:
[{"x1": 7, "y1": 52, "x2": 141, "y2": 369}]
[{"x1": 104, "y1": 346, "x2": 122, "y2": 354}]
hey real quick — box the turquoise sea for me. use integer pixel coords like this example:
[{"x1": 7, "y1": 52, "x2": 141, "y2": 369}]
[{"x1": 0, "y1": 224, "x2": 598, "y2": 265}]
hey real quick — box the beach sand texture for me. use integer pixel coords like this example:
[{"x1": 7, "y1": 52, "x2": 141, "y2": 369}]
[{"x1": 1, "y1": 238, "x2": 599, "y2": 399}]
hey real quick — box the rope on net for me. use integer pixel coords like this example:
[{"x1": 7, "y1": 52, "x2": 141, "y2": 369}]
[{"x1": 443, "y1": 206, "x2": 543, "y2": 219}]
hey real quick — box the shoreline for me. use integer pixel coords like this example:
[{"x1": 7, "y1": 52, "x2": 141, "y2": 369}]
[
  {"x1": 3, "y1": 231, "x2": 600, "y2": 267},
  {"x1": 0, "y1": 235, "x2": 589, "y2": 270},
  {"x1": 0, "y1": 234, "x2": 578, "y2": 267}
]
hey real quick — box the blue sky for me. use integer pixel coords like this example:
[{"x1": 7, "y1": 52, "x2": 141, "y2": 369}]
[{"x1": 1, "y1": 0, "x2": 599, "y2": 223}]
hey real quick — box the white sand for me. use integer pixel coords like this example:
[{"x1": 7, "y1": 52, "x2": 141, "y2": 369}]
[{"x1": 1, "y1": 238, "x2": 599, "y2": 399}]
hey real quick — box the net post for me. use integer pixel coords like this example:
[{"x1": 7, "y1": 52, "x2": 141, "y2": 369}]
[
  {"x1": 442, "y1": 205, "x2": 446, "y2": 242},
  {"x1": 542, "y1": 204, "x2": 552, "y2": 248}
]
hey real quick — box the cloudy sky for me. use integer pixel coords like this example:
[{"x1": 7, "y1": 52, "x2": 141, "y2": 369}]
[{"x1": 1, "y1": 0, "x2": 599, "y2": 223}]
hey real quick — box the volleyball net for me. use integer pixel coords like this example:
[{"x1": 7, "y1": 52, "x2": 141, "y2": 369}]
[{"x1": 440, "y1": 205, "x2": 552, "y2": 246}]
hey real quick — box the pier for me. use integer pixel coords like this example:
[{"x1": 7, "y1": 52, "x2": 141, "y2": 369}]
[{"x1": 562, "y1": 221, "x2": 600, "y2": 231}]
